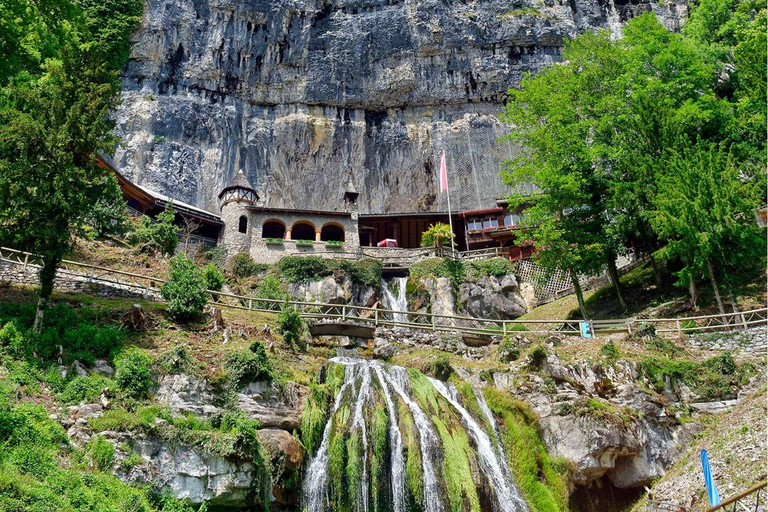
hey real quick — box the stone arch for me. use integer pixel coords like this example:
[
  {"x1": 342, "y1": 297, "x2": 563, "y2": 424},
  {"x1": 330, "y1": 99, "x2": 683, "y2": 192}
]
[
  {"x1": 262, "y1": 219, "x2": 286, "y2": 239},
  {"x1": 238, "y1": 215, "x2": 248, "y2": 234},
  {"x1": 321, "y1": 222, "x2": 345, "y2": 242},
  {"x1": 291, "y1": 221, "x2": 316, "y2": 241}
]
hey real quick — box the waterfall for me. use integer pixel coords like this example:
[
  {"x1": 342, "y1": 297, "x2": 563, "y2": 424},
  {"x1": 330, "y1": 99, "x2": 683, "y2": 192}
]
[
  {"x1": 381, "y1": 277, "x2": 408, "y2": 323},
  {"x1": 304, "y1": 358, "x2": 531, "y2": 512},
  {"x1": 374, "y1": 367, "x2": 406, "y2": 512},
  {"x1": 475, "y1": 386, "x2": 515, "y2": 485},
  {"x1": 428, "y1": 378, "x2": 529, "y2": 512},
  {"x1": 303, "y1": 364, "x2": 356, "y2": 512}
]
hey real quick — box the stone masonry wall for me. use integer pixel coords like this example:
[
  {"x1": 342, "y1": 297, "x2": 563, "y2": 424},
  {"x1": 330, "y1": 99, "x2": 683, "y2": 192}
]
[{"x1": 0, "y1": 261, "x2": 161, "y2": 301}]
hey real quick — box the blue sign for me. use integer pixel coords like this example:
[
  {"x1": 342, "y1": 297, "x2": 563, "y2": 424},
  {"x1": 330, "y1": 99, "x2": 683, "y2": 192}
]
[
  {"x1": 579, "y1": 322, "x2": 592, "y2": 338},
  {"x1": 701, "y1": 449, "x2": 721, "y2": 506}
]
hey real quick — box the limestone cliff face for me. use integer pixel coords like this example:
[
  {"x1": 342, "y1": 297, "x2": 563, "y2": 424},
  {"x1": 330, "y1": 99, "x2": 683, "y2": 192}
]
[{"x1": 113, "y1": 0, "x2": 687, "y2": 214}]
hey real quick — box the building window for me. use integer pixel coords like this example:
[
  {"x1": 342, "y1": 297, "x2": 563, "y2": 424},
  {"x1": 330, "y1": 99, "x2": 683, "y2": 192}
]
[
  {"x1": 262, "y1": 220, "x2": 285, "y2": 239},
  {"x1": 238, "y1": 216, "x2": 248, "y2": 234},
  {"x1": 467, "y1": 218, "x2": 482, "y2": 231},
  {"x1": 321, "y1": 223, "x2": 345, "y2": 242},
  {"x1": 482, "y1": 217, "x2": 499, "y2": 229},
  {"x1": 504, "y1": 214, "x2": 520, "y2": 227}
]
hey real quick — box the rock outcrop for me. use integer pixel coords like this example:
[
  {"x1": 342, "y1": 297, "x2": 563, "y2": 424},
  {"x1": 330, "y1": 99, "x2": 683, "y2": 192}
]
[
  {"x1": 287, "y1": 274, "x2": 378, "y2": 307},
  {"x1": 413, "y1": 273, "x2": 528, "y2": 319},
  {"x1": 112, "y1": 0, "x2": 688, "y2": 214}
]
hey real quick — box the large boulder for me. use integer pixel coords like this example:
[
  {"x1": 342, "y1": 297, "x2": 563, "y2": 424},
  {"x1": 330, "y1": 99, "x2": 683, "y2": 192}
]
[
  {"x1": 288, "y1": 274, "x2": 378, "y2": 307},
  {"x1": 459, "y1": 275, "x2": 527, "y2": 319},
  {"x1": 257, "y1": 428, "x2": 304, "y2": 506}
]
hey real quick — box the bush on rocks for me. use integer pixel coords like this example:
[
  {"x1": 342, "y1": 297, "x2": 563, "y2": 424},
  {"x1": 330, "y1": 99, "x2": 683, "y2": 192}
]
[{"x1": 115, "y1": 349, "x2": 153, "y2": 399}]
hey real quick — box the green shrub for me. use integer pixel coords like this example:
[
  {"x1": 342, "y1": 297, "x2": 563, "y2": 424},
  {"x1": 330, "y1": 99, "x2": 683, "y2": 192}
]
[
  {"x1": 60, "y1": 375, "x2": 114, "y2": 404},
  {"x1": 230, "y1": 252, "x2": 268, "y2": 277},
  {"x1": 409, "y1": 258, "x2": 466, "y2": 290},
  {"x1": 202, "y1": 263, "x2": 225, "y2": 291},
  {"x1": 277, "y1": 301, "x2": 305, "y2": 351},
  {"x1": 529, "y1": 345, "x2": 547, "y2": 365},
  {"x1": 86, "y1": 435, "x2": 115, "y2": 471},
  {"x1": 161, "y1": 254, "x2": 209, "y2": 321},
  {"x1": 466, "y1": 258, "x2": 517, "y2": 278},
  {"x1": 201, "y1": 245, "x2": 227, "y2": 268},
  {"x1": 255, "y1": 274, "x2": 285, "y2": 310},
  {"x1": 599, "y1": 340, "x2": 620, "y2": 360},
  {"x1": 499, "y1": 338, "x2": 521, "y2": 363},
  {"x1": 127, "y1": 205, "x2": 178, "y2": 255},
  {"x1": 642, "y1": 352, "x2": 749, "y2": 401},
  {"x1": 224, "y1": 341, "x2": 273, "y2": 388},
  {"x1": 277, "y1": 256, "x2": 332, "y2": 282},
  {"x1": 0, "y1": 320, "x2": 27, "y2": 358},
  {"x1": 115, "y1": 349, "x2": 153, "y2": 399},
  {"x1": 634, "y1": 322, "x2": 657, "y2": 339}
]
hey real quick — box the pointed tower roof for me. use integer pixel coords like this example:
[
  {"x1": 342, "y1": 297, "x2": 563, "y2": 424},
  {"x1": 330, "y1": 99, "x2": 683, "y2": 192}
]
[
  {"x1": 218, "y1": 170, "x2": 258, "y2": 199},
  {"x1": 345, "y1": 172, "x2": 358, "y2": 195}
]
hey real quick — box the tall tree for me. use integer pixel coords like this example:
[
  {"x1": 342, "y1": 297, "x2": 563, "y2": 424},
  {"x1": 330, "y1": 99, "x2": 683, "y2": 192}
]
[{"x1": 0, "y1": 0, "x2": 142, "y2": 330}]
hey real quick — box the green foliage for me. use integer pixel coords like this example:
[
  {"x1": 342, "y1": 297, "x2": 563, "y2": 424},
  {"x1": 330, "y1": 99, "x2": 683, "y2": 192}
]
[
  {"x1": 371, "y1": 405, "x2": 389, "y2": 512},
  {"x1": 114, "y1": 349, "x2": 153, "y2": 399},
  {"x1": 85, "y1": 435, "x2": 115, "y2": 471},
  {"x1": 276, "y1": 301, "x2": 305, "y2": 351},
  {"x1": 0, "y1": 320, "x2": 26, "y2": 358},
  {"x1": 424, "y1": 353, "x2": 453, "y2": 381},
  {"x1": 275, "y1": 256, "x2": 383, "y2": 288},
  {"x1": 484, "y1": 387, "x2": 570, "y2": 512},
  {"x1": 223, "y1": 341, "x2": 273, "y2": 389},
  {"x1": 465, "y1": 258, "x2": 517, "y2": 279},
  {"x1": 82, "y1": 176, "x2": 128, "y2": 237},
  {"x1": 634, "y1": 322, "x2": 657, "y2": 339},
  {"x1": 127, "y1": 206, "x2": 179, "y2": 256},
  {"x1": 60, "y1": 375, "x2": 114, "y2": 404},
  {"x1": 0, "y1": 398, "x2": 155, "y2": 512},
  {"x1": 156, "y1": 344, "x2": 194, "y2": 375},
  {"x1": 529, "y1": 345, "x2": 547, "y2": 365},
  {"x1": 642, "y1": 351, "x2": 750, "y2": 400},
  {"x1": 501, "y1": 5, "x2": 766, "y2": 307},
  {"x1": 571, "y1": 397, "x2": 639, "y2": 429},
  {"x1": 202, "y1": 263, "x2": 225, "y2": 292},
  {"x1": 300, "y1": 384, "x2": 331, "y2": 455},
  {"x1": 498, "y1": 338, "x2": 521, "y2": 363},
  {"x1": 0, "y1": 0, "x2": 143, "y2": 318},
  {"x1": 599, "y1": 340, "x2": 620, "y2": 360},
  {"x1": 201, "y1": 245, "x2": 227, "y2": 268},
  {"x1": 255, "y1": 274, "x2": 286, "y2": 310},
  {"x1": 408, "y1": 258, "x2": 467, "y2": 291},
  {"x1": 161, "y1": 254, "x2": 209, "y2": 321},
  {"x1": 230, "y1": 252, "x2": 266, "y2": 278},
  {"x1": 420, "y1": 222, "x2": 456, "y2": 248}
]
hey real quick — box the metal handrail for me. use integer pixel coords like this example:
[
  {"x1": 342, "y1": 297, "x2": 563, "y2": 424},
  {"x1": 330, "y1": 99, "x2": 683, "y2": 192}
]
[
  {"x1": 705, "y1": 481, "x2": 766, "y2": 512},
  {"x1": 1, "y1": 246, "x2": 765, "y2": 338}
]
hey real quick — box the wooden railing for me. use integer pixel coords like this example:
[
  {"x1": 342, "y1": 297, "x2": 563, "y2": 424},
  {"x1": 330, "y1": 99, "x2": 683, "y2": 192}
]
[{"x1": 1, "y1": 246, "x2": 765, "y2": 339}]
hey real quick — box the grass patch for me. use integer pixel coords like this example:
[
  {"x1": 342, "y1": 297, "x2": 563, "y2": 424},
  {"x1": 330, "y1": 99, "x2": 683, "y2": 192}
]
[{"x1": 484, "y1": 387, "x2": 570, "y2": 512}]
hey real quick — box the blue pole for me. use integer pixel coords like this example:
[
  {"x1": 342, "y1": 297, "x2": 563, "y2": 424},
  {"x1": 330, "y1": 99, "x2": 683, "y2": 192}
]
[{"x1": 701, "y1": 449, "x2": 721, "y2": 506}]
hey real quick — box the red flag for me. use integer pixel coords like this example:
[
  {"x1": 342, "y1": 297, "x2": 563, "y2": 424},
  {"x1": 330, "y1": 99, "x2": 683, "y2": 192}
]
[{"x1": 439, "y1": 151, "x2": 448, "y2": 192}]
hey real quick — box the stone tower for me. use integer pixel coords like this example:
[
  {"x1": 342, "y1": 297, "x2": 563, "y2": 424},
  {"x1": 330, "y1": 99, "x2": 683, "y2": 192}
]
[
  {"x1": 344, "y1": 173, "x2": 359, "y2": 217},
  {"x1": 218, "y1": 170, "x2": 259, "y2": 255}
]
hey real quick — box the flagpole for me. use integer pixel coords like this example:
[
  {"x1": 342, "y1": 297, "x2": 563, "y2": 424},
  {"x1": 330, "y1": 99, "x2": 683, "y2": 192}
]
[{"x1": 441, "y1": 151, "x2": 456, "y2": 257}]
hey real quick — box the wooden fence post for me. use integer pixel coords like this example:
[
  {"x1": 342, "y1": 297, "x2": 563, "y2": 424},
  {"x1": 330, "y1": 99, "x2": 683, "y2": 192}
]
[
  {"x1": 375, "y1": 309, "x2": 379, "y2": 326},
  {"x1": 626, "y1": 319, "x2": 633, "y2": 335},
  {"x1": 248, "y1": 299, "x2": 253, "y2": 311},
  {"x1": 503, "y1": 321, "x2": 507, "y2": 337},
  {"x1": 741, "y1": 313, "x2": 748, "y2": 330},
  {"x1": 676, "y1": 320, "x2": 682, "y2": 337}
]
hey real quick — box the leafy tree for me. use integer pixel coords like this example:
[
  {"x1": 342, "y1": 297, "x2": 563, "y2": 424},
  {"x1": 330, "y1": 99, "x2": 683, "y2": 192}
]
[
  {"x1": 127, "y1": 203, "x2": 179, "y2": 255},
  {"x1": 650, "y1": 142, "x2": 765, "y2": 314},
  {"x1": 420, "y1": 222, "x2": 456, "y2": 248},
  {"x1": 202, "y1": 263, "x2": 225, "y2": 292},
  {"x1": 83, "y1": 175, "x2": 128, "y2": 237},
  {"x1": 0, "y1": 0, "x2": 142, "y2": 331},
  {"x1": 277, "y1": 300, "x2": 305, "y2": 351},
  {"x1": 161, "y1": 254, "x2": 209, "y2": 321},
  {"x1": 255, "y1": 274, "x2": 285, "y2": 310}
]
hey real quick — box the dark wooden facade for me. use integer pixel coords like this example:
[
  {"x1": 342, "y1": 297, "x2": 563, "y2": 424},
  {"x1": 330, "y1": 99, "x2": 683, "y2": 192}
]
[{"x1": 358, "y1": 212, "x2": 467, "y2": 251}]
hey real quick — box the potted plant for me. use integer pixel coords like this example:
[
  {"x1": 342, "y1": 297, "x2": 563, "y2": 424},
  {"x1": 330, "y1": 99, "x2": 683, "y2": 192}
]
[
  {"x1": 264, "y1": 238, "x2": 284, "y2": 245},
  {"x1": 295, "y1": 239, "x2": 314, "y2": 246},
  {"x1": 325, "y1": 240, "x2": 344, "y2": 248}
]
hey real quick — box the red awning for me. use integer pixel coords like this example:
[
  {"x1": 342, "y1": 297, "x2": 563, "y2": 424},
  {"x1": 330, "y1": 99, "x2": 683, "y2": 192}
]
[
  {"x1": 459, "y1": 207, "x2": 503, "y2": 217},
  {"x1": 377, "y1": 239, "x2": 398, "y2": 247}
]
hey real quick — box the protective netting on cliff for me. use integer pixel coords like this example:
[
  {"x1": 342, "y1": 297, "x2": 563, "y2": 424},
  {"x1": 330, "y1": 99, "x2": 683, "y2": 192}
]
[{"x1": 434, "y1": 116, "x2": 536, "y2": 213}]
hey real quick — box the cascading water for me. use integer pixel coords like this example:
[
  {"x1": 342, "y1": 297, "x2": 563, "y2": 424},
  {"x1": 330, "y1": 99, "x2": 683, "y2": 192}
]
[
  {"x1": 303, "y1": 357, "x2": 531, "y2": 512},
  {"x1": 381, "y1": 277, "x2": 408, "y2": 323},
  {"x1": 429, "y1": 378, "x2": 529, "y2": 512}
]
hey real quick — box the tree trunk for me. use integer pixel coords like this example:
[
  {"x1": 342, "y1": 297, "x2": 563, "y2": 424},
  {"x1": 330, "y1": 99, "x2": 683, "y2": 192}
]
[
  {"x1": 688, "y1": 276, "x2": 699, "y2": 311},
  {"x1": 606, "y1": 252, "x2": 628, "y2": 310},
  {"x1": 570, "y1": 268, "x2": 589, "y2": 320},
  {"x1": 649, "y1": 254, "x2": 664, "y2": 289},
  {"x1": 705, "y1": 257, "x2": 726, "y2": 319},
  {"x1": 33, "y1": 255, "x2": 60, "y2": 333}
]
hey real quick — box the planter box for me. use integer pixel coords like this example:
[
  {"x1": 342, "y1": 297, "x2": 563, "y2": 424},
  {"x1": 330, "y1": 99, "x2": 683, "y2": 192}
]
[
  {"x1": 294, "y1": 240, "x2": 315, "y2": 246},
  {"x1": 264, "y1": 238, "x2": 284, "y2": 245},
  {"x1": 325, "y1": 242, "x2": 344, "y2": 248}
]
